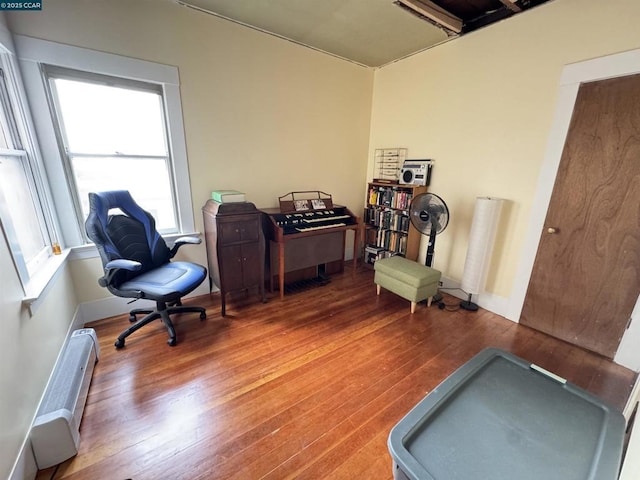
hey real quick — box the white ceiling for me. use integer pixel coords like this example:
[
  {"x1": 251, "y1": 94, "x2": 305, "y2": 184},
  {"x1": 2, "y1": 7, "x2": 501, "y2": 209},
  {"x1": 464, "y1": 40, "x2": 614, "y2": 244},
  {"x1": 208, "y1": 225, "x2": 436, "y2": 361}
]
[{"x1": 175, "y1": 0, "x2": 452, "y2": 67}]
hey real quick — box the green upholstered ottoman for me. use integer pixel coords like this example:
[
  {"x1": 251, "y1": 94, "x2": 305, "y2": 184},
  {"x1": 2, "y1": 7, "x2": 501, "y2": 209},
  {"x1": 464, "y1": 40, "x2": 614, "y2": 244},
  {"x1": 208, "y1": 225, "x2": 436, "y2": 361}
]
[{"x1": 374, "y1": 256, "x2": 442, "y2": 314}]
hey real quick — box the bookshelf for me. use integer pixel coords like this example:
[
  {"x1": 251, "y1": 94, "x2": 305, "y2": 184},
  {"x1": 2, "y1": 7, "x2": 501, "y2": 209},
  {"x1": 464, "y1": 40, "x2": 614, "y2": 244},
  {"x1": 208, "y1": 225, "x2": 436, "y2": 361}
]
[{"x1": 364, "y1": 182, "x2": 428, "y2": 265}]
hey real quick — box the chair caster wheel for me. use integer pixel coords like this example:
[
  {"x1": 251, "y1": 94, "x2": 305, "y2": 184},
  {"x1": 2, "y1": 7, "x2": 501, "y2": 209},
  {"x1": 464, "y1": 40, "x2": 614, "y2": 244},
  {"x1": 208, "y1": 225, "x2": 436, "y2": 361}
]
[
  {"x1": 438, "y1": 302, "x2": 445, "y2": 310},
  {"x1": 115, "y1": 338, "x2": 125, "y2": 348},
  {"x1": 167, "y1": 337, "x2": 177, "y2": 347},
  {"x1": 129, "y1": 314, "x2": 136, "y2": 322},
  {"x1": 200, "y1": 311, "x2": 207, "y2": 320}
]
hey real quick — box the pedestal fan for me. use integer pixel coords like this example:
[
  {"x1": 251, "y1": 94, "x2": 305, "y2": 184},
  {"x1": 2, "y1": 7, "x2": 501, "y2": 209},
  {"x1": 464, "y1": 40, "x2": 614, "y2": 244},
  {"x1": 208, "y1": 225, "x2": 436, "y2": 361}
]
[
  {"x1": 409, "y1": 193, "x2": 449, "y2": 305},
  {"x1": 409, "y1": 193, "x2": 450, "y2": 269}
]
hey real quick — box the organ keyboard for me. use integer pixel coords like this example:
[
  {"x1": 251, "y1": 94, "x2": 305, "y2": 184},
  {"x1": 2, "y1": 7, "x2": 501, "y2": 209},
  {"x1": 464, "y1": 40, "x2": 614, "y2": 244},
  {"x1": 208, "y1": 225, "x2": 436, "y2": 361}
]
[
  {"x1": 296, "y1": 223, "x2": 346, "y2": 232},
  {"x1": 262, "y1": 192, "x2": 361, "y2": 298},
  {"x1": 270, "y1": 210, "x2": 354, "y2": 234}
]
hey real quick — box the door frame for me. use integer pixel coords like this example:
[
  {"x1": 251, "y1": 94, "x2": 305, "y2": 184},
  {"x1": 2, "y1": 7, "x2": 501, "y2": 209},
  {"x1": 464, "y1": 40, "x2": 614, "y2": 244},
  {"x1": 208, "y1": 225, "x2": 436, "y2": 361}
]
[{"x1": 509, "y1": 48, "x2": 640, "y2": 371}]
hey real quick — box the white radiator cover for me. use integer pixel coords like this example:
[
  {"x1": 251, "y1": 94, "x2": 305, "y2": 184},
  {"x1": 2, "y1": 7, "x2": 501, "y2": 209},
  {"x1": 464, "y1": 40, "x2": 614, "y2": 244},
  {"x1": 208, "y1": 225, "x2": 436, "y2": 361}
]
[{"x1": 30, "y1": 328, "x2": 99, "y2": 469}]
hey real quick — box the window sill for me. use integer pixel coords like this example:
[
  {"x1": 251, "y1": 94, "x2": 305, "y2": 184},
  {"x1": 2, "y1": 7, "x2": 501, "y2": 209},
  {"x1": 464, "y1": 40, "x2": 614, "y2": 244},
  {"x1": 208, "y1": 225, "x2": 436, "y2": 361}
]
[{"x1": 22, "y1": 248, "x2": 71, "y2": 315}]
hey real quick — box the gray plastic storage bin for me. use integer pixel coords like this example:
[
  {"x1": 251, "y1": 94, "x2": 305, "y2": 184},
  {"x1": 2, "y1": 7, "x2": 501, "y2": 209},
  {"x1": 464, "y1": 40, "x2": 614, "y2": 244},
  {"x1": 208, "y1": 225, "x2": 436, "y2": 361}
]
[{"x1": 388, "y1": 348, "x2": 626, "y2": 480}]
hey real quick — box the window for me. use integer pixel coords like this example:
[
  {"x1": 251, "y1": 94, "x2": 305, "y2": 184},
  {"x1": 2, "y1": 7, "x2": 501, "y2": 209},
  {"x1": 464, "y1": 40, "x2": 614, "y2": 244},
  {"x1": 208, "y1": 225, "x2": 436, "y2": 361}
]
[
  {"x1": 0, "y1": 60, "x2": 54, "y2": 283},
  {"x1": 15, "y1": 35, "x2": 196, "y2": 249},
  {"x1": 45, "y1": 67, "x2": 178, "y2": 233}
]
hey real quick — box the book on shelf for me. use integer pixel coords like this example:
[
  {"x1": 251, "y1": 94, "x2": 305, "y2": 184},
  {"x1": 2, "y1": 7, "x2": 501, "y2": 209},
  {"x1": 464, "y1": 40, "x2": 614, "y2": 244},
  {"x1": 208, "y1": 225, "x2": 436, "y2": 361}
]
[
  {"x1": 211, "y1": 190, "x2": 246, "y2": 203},
  {"x1": 365, "y1": 245, "x2": 385, "y2": 265},
  {"x1": 368, "y1": 185, "x2": 414, "y2": 210}
]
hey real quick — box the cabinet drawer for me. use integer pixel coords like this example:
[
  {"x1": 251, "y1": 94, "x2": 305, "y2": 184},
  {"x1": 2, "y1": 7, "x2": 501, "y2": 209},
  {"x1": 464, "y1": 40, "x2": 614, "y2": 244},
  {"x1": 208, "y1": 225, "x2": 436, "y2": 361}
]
[{"x1": 219, "y1": 218, "x2": 260, "y2": 244}]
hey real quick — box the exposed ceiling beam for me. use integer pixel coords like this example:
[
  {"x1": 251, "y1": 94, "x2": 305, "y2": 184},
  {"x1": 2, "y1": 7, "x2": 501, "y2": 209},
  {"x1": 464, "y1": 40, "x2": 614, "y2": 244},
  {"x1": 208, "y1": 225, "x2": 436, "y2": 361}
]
[
  {"x1": 497, "y1": 0, "x2": 522, "y2": 12},
  {"x1": 396, "y1": 0, "x2": 463, "y2": 34}
]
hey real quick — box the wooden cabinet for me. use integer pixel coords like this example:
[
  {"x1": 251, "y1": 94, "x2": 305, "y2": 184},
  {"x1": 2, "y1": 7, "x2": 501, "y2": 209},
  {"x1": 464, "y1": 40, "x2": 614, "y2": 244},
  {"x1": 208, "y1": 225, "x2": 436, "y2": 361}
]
[
  {"x1": 364, "y1": 182, "x2": 428, "y2": 264},
  {"x1": 202, "y1": 200, "x2": 265, "y2": 316}
]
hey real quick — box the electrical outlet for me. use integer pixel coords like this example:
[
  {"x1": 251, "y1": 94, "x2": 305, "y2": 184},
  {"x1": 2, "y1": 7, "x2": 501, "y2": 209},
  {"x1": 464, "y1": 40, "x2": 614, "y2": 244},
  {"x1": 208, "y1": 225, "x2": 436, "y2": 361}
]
[{"x1": 438, "y1": 280, "x2": 443, "y2": 287}]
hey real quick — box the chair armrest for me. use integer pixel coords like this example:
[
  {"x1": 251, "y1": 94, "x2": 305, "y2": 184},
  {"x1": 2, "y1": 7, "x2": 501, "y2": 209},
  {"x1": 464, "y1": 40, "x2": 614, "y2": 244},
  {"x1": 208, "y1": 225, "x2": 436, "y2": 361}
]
[
  {"x1": 98, "y1": 259, "x2": 142, "y2": 287},
  {"x1": 169, "y1": 236, "x2": 202, "y2": 258}
]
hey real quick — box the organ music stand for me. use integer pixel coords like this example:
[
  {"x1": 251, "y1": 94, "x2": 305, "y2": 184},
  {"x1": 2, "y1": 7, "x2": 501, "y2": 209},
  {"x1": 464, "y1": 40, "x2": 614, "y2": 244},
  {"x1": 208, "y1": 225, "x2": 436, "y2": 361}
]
[{"x1": 278, "y1": 191, "x2": 334, "y2": 213}]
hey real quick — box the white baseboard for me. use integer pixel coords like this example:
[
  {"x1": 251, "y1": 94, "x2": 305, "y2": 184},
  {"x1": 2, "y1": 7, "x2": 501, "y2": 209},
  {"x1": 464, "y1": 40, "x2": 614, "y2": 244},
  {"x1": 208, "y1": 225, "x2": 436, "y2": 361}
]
[
  {"x1": 439, "y1": 276, "x2": 513, "y2": 321},
  {"x1": 8, "y1": 441, "x2": 37, "y2": 480},
  {"x1": 78, "y1": 282, "x2": 211, "y2": 324}
]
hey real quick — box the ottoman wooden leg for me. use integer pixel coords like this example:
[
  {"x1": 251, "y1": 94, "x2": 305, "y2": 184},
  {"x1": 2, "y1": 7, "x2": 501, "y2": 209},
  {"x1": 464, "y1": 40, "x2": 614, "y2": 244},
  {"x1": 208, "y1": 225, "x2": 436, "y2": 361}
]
[
  {"x1": 427, "y1": 296, "x2": 433, "y2": 307},
  {"x1": 411, "y1": 301, "x2": 416, "y2": 314},
  {"x1": 377, "y1": 284, "x2": 381, "y2": 295}
]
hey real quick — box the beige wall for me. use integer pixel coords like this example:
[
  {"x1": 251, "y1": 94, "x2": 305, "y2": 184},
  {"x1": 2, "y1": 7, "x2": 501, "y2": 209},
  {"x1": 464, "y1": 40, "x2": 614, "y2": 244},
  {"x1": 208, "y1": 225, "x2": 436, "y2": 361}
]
[
  {"x1": 0, "y1": 250, "x2": 78, "y2": 480},
  {"x1": 0, "y1": 210, "x2": 78, "y2": 478},
  {"x1": 369, "y1": 0, "x2": 640, "y2": 299},
  {"x1": 3, "y1": 1, "x2": 372, "y2": 475},
  {"x1": 3, "y1": 0, "x2": 640, "y2": 476},
  {"x1": 0, "y1": 12, "x2": 81, "y2": 478},
  {"x1": 8, "y1": 0, "x2": 374, "y2": 304}
]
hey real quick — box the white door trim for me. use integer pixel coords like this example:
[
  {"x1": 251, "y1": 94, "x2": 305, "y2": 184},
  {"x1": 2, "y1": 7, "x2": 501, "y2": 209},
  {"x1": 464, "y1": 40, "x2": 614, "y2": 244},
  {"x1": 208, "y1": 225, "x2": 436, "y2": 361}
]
[{"x1": 508, "y1": 48, "x2": 640, "y2": 370}]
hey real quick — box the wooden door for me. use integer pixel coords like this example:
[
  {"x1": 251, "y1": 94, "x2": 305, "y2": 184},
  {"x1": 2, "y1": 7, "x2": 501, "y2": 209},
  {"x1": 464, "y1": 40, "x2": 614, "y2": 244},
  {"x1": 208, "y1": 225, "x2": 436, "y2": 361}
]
[{"x1": 520, "y1": 74, "x2": 640, "y2": 358}]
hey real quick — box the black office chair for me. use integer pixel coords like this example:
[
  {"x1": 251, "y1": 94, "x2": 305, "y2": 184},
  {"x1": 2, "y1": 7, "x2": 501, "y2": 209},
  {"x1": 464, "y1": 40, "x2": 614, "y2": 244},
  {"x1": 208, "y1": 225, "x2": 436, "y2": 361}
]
[{"x1": 85, "y1": 190, "x2": 207, "y2": 348}]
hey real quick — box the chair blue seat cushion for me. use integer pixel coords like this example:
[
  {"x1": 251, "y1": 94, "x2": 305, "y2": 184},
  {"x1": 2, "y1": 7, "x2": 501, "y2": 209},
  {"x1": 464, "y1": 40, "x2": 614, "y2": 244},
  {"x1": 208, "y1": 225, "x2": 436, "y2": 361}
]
[{"x1": 118, "y1": 262, "x2": 207, "y2": 300}]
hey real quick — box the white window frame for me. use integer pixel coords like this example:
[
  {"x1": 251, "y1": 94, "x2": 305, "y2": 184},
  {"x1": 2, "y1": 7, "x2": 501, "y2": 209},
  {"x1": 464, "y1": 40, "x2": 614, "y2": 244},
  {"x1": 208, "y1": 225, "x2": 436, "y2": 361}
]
[
  {"x1": 44, "y1": 65, "x2": 180, "y2": 236},
  {"x1": 0, "y1": 44, "x2": 59, "y2": 287},
  {"x1": 14, "y1": 35, "x2": 196, "y2": 250}
]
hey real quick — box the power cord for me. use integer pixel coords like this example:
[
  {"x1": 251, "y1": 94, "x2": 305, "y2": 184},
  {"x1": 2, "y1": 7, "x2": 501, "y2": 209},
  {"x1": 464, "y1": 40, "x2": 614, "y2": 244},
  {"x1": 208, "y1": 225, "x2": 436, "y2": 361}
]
[
  {"x1": 434, "y1": 287, "x2": 467, "y2": 311},
  {"x1": 436, "y1": 300, "x2": 461, "y2": 311},
  {"x1": 49, "y1": 464, "x2": 60, "y2": 480}
]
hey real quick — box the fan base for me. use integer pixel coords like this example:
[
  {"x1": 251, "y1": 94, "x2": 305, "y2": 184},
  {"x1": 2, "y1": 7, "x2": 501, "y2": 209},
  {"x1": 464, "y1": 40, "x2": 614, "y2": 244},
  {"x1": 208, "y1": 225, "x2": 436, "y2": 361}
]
[{"x1": 460, "y1": 300, "x2": 479, "y2": 311}]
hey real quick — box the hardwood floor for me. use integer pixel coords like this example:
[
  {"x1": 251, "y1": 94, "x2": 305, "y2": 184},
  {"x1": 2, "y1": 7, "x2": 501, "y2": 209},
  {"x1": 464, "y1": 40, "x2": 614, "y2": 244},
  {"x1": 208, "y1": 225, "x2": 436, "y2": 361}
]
[{"x1": 38, "y1": 266, "x2": 636, "y2": 480}]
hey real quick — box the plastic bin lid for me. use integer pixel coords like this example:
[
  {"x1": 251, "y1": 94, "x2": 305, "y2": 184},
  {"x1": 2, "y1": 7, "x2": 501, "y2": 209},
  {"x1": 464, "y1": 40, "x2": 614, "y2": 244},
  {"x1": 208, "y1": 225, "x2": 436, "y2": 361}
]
[{"x1": 388, "y1": 348, "x2": 625, "y2": 480}]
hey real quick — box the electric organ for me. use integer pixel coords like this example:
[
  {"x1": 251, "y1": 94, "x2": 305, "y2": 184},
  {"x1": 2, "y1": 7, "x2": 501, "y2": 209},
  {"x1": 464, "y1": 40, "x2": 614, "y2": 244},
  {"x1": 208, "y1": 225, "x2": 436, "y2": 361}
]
[{"x1": 262, "y1": 191, "x2": 360, "y2": 298}]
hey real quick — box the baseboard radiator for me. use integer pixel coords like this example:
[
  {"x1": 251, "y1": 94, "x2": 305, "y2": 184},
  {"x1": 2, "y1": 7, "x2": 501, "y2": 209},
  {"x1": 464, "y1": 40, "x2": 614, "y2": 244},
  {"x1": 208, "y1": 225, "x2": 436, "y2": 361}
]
[{"x1": 30, "y1": 328, "x2": 100, "y2": 469}]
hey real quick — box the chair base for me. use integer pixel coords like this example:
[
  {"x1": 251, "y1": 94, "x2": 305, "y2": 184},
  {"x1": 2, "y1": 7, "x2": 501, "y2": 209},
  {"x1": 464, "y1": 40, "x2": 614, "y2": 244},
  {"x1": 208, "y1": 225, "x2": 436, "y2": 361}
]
[
  {"x1": 128, "y1": 299, "x2": 184, "y2": 322},
  {"x1": 115, "y1": 300, "x2": 206, "y2": 348}
]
